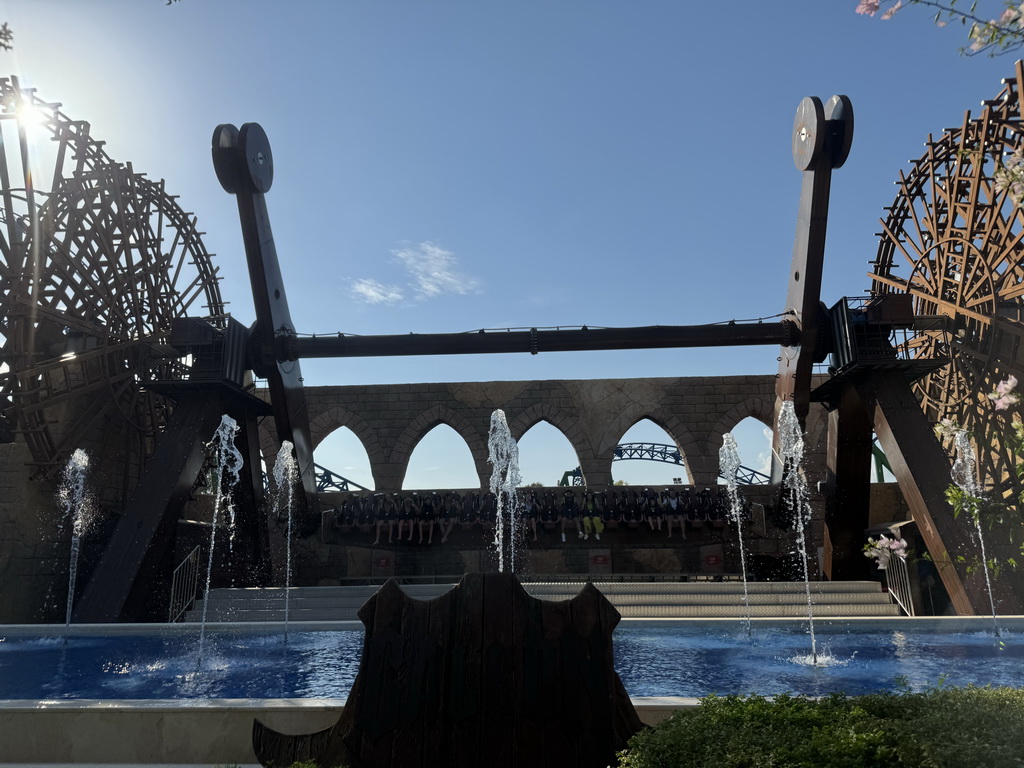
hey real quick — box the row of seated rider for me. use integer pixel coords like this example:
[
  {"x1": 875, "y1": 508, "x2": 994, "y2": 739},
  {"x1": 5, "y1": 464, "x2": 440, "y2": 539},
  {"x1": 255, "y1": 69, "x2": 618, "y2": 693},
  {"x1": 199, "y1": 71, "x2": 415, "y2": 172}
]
[
  {"x1": 328, "y1": 487, "x2": 757, "y2": 545},
  {"x1": 330, "y1": 486, "x2": 753, "y2": 546},
  {"x1": 526, "y1": 486, "x2": 753, "y2": 542}
]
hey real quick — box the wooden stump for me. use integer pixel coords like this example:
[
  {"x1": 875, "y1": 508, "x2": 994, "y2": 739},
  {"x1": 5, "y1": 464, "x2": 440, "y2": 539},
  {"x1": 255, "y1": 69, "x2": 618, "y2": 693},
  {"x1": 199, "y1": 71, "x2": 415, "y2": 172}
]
[{"x1": 253, "y1": 572, "x2": 643, "y2": 768}]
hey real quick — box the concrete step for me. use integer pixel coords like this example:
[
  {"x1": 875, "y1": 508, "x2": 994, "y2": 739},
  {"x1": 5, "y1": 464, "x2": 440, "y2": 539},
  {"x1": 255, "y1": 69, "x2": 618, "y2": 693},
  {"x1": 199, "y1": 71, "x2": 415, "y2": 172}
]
[
  {"x1": 614, "y1": 603, "x2": 901, "y2": 618},
  {"x1": 186, "y1": 580, "x2": 898, "y2": 622},
  {"x1": 196, "y1": 590, "x2": 893, "y2": 609},
  {"x1": 197, "y1": 580, "x2": 886, "y2": 601},
  {"x1": 188, "y1": 602, "x2": 901, "y2": 622},
  {"x1": 526, "y1": 580, "x2": 887, "y2": 595},
  {"x1": 528, "y1": 592, "x2": 893, "y2": 606}
]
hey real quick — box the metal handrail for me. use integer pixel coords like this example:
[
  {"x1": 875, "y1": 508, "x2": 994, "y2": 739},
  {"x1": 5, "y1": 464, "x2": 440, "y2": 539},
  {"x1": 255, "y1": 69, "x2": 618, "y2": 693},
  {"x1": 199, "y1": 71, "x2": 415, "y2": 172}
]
[
  {"x1": 168, "y1": 545, "x2": 201, "y2": 622},
  {"x1": 884, "y1": 554, "x2": 915, "y2": 616}
]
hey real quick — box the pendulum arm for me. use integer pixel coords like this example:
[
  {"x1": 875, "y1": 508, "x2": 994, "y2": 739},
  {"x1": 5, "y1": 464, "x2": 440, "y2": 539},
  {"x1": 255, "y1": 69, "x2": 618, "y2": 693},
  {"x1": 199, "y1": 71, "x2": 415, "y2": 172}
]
[
  {"x1": 772, "y1": 95, "x2": 853, "y2": 478},
  {"x1": 213, "y1": 124, "x2": 317, "y2": 519}
]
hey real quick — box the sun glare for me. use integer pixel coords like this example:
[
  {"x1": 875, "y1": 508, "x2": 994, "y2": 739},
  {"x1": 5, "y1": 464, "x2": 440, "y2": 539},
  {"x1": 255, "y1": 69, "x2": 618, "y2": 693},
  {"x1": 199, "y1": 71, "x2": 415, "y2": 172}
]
[{"x1": 14, "y1": 98, "x2": 50, "y2": 129}]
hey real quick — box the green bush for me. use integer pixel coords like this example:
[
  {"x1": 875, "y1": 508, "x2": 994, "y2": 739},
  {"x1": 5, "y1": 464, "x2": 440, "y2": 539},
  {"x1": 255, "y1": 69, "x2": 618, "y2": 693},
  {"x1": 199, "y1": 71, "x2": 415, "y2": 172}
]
[{"x1": 616, "y1": 687, "x2": 1024, "y2": 768}]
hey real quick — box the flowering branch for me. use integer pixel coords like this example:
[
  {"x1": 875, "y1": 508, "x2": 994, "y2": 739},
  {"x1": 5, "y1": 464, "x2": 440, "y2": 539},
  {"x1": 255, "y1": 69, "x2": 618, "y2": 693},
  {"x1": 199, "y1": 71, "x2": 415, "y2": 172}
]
[
  {"x1": 864, "y1": 534, "x2": 909, "y2": 568},
  {"x1": 856, "y1": 1, "x2": 1024, "y2": 56},
  {"x1": 989, "y1": 374, "x2": 1021, "y2": 410},
  {"x1": 995, "y1": 149, "x2": 1024, "y2": 208},
  {"x1": 930, "y1": 376, "x2": 1024, "y2": 579}
]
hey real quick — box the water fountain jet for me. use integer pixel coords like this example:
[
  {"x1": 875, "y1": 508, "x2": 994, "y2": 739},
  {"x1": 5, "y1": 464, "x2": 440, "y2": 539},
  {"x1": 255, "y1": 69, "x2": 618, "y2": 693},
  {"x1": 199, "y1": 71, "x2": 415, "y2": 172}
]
[
  {"x1": 272, "y1": 440, "x2": 298, "y2": 641},
  {"x1": 197, "y1": 414, "x2": 245, "y2": 667},
  {"x1": 951, "y1": 429, "x2": 1001, "y2": 636},
  {"x1": 778, "y1": 401, "x2": 819, "y2": 665},
  {"x1": 719, "y1": 433, "x2": 752, "y2": 636},
  {"x1": 57, "y1": 449, "x2": 91, "y2": 636},
  {"x1": 487, "y1": 409, "x2": 522, "y2": 573}
]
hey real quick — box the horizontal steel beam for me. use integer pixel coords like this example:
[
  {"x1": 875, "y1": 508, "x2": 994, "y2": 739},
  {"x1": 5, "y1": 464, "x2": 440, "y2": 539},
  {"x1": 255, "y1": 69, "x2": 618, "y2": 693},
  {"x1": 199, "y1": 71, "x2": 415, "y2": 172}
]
[{"x1": 287, "y1": 322, "x2": 795, "y2": 360}]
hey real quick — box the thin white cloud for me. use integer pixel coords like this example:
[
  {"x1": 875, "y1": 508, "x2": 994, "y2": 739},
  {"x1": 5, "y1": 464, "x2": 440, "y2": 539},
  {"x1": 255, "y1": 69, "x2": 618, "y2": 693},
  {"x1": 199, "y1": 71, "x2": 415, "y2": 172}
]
[
  {"x1": 391, "y1": 241, "x2": 481, "y2": 299},
  {"x1": 349, "y1": 278, "x2": 404, "y2": 305},
  {"x1": 349, "y1": 241, "x2": 480, "y2": 304}
]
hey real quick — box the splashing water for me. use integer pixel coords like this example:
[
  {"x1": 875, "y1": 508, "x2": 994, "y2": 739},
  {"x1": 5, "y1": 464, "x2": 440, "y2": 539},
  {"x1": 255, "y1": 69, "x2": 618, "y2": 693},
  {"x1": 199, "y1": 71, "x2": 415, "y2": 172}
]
[
  {"x1": 58, "y1": 449, "x2": 91, "y2": 634},
  {"x1": 197, "y1": 415, "x2": 245, "y2": 667},
  {"x1": 951, "y1": 429, "x2": 1000, "y2": 635},
  {"x1": 719, "y1": 433, "x2": 751, "y2": 637},
  {"x1": 488, "y1": 410, "x2": 522, "y2": 573},
  {"x1": 272, "y1": 441, "x2": 298, "y2": 642},
  {"x1": 778, "y1": 401, "x2": 819, "y2": 665},
  {"x1": 789, "y1": 648, "x2": 850, "y2": 668}
]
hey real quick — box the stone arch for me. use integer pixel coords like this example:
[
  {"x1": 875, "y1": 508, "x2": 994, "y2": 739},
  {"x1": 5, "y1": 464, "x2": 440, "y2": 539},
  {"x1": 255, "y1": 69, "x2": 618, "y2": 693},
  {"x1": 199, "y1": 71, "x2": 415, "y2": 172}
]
[
  {"x1": 709, "y1": 396, "x2": 775, "y2": 442},
  {"x1": 508, "y1": 402, "x2": 600, "y2": 484},
  {"x1": 306, "y1": 405, "x2": 387, "y2": 490},
  {"x1": 507, "y1": 402, "x2": 591, "y2": 465},
  {"x1": 699, "y1": 396, "x2": 775, "y2": 484},
  {"x1": 391, "y1": 404, "x2": 489, "y2": 488},
  {"x1": 707, "y1": 398, "x2": 773, "y2": 461},
  {"x1": 605, "y1": 411, "x2": 701, "y2": 485},
  {"x1": 308, "y1": 405, "x2": 387, "y2": 467}
]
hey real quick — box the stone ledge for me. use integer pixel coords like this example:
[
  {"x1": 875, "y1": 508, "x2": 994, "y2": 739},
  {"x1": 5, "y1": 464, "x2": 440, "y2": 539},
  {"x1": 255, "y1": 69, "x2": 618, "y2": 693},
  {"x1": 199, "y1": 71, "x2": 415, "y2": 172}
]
[{"x1": 0, "y1": 696, "x2": 691, "y2": 764}]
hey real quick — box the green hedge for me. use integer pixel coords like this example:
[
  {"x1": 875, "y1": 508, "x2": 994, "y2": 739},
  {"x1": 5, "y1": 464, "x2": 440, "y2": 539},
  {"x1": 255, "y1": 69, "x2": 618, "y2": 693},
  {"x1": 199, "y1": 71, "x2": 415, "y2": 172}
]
[{"x1": 617, "y1": 687, "x2": 1024, "y2": 768}]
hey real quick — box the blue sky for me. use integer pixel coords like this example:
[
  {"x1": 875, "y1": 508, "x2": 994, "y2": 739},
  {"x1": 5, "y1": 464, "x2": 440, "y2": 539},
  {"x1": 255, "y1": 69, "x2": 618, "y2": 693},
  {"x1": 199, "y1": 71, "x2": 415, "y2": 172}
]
[{"x1": 1, "y1": 1, "x2": 1015, "y2": 487}]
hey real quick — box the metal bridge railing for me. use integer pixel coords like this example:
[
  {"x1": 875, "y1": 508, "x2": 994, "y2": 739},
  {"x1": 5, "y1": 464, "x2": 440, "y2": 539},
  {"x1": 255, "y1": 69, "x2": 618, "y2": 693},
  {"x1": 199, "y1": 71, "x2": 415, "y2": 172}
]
[
  {"x1": 260, "y1": 462, "x2": 371, "y2": 494},
  {"x1": 168, "y1": 545, "x2": 201, "y2": 622},
  {"x1": 561, "y1": 442, "x2": 770, "y2": 486},
  {"x1": 315, "y1": 462, "x2": 370, "y2": 493}
]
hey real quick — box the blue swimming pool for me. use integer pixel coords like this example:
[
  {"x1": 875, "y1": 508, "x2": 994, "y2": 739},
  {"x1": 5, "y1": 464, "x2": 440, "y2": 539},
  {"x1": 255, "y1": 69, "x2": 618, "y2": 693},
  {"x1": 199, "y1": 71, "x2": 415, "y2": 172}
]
[{"x1": 1, "y1": 620, "x2": 1020, "y2": 700}]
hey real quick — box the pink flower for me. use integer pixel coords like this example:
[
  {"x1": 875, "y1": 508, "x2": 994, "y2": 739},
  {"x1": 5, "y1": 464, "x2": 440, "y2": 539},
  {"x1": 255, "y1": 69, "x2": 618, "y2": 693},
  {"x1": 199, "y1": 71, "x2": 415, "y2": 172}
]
[
  {"x1": 856, "y1": 0, "x2": 881, "y2": 16},
  {"x1": 969, "y1": 24, "x2": 991, "y2": 52},
  {"x1": 996, "y1": 375, "x2": 1019, "y2": 396},
  {"x1": 934, "y1": 417, "x2": 961, "y2": 439},
  {"x1": 990, "y1": 376, "x2": 1020, "y2": 410},
  {"x1": 881, "y1": 0, "x2": 903, "y2": 20},
  {"x1": 993, "y1": 393, "x2": 1020, "y2": 411}
]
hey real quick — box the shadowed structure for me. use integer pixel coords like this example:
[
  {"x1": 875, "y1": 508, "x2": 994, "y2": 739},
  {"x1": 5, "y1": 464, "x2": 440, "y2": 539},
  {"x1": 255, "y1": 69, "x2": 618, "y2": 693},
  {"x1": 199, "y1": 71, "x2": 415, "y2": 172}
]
[{"x1": 252, "y1": 572, "x2": 644, "y2": 768}]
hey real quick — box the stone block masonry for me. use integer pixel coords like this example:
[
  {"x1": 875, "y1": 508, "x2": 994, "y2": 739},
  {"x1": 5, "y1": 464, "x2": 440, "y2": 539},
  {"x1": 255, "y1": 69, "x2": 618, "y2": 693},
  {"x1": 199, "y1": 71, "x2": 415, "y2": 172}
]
[{"x1": 283, "y1": 375, "x2": 829, "y2": 491}]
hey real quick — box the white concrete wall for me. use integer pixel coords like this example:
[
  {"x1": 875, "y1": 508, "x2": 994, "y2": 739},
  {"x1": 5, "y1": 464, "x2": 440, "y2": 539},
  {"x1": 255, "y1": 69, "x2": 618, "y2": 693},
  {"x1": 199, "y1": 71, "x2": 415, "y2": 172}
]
[{"x1": 0, "y1": 697, "x2": 691, "y2": 764}]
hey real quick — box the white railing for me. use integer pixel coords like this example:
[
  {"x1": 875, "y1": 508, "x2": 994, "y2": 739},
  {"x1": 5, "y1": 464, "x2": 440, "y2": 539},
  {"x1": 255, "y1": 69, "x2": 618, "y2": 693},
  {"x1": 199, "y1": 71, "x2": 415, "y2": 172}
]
[
  {"x1": 168, "y1": 545, "x2": 201, "y2": 622},
  {"x1": 884, "y1": 554, "x2": 915, "y2": 616}
]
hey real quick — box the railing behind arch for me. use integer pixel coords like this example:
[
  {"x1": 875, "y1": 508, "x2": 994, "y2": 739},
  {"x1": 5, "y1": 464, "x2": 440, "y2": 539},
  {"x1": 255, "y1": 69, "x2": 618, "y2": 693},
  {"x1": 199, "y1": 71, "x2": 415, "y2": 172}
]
[{"x1": 560, "y1": 443, "x2": 770, "y2": 486}]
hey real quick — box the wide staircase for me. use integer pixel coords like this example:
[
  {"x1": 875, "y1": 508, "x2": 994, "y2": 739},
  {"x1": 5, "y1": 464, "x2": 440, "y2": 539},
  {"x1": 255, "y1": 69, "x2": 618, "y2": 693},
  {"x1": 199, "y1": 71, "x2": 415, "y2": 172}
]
[{"x1": 184, "y1": 579, "x2": 900, "y2": 622}]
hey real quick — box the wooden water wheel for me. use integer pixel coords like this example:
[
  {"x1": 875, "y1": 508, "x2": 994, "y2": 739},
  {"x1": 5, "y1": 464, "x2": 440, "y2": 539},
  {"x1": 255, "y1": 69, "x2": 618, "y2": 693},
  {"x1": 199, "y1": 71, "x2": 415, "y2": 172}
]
[
  {"x1": 869, "y1": 62, "x2": 1024, "y2": 506},
  {"x1": 0, "y1": 77, "x2": 225, "y2": 511}
]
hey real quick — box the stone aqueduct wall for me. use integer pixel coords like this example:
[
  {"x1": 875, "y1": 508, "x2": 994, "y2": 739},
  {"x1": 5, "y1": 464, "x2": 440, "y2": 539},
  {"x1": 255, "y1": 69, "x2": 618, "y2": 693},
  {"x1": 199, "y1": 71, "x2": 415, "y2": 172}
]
[
  {"x1": 260, "y1": 375, "x2": 830, "y2": 489},
  {"x1": 0, "y1": 374, "x2": 832, "y2": 621}
]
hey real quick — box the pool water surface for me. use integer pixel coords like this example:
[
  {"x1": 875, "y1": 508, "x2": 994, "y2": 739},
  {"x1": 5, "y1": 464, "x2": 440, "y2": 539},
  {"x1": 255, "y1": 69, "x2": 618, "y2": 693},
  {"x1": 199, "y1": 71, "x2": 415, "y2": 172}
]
[{"x1": 1, "y1": 622, "x2": 1020, "y2": 700}]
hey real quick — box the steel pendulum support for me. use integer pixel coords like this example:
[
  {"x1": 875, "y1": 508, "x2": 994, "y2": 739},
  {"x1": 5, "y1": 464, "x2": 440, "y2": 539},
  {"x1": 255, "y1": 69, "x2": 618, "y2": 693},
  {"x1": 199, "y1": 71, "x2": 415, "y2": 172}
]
[
  {"x1": 822, "y1": 382, "x2": 875, "y2": 581},
  {"x1": 213, "y1": 123, "x2": 318, "y2": 523},
  {"x1": 771, "y1": 94, "x2": 853, "y2": 482}
]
